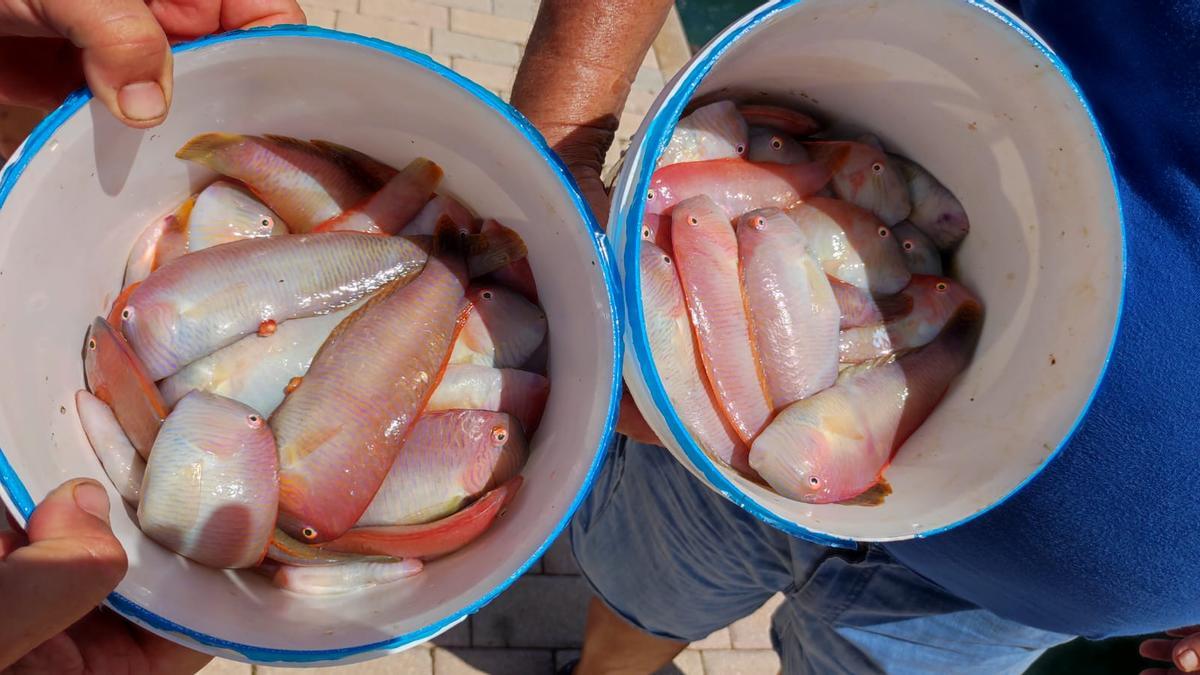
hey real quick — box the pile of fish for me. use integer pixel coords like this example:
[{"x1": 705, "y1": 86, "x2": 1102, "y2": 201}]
[
  {"x1": 642, "y1": 101, "x2": 983, "y2": 504},
  {"x1": 77, "y1": 133, "x2": 549, "y2": 594}
]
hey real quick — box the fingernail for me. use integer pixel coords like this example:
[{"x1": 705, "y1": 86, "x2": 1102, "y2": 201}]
[
  {"x1": 74, "y1": 481, "x2": 111, "y2": 523},
  {"x1": 1180, "y1": 649, "x2": 1199, "y2": 671},
  {"x1": 117, "y1": 81, "x2": 166, "y2": 121}
]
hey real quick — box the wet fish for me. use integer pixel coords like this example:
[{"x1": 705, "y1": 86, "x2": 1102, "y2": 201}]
[
  {"x1": 176, "y1": 133, "x2": 374, "y2": 232},
  {"x1": 671, "y1": 195, "x2": 773, "y2": 444},
  {"x1": 75, "y1": 390, "x2": 145, "y2": 505},
  {"x1": 402, "y1": 195, "x2": 477, "y2": 237},
  {"x1": 267, "y1": 528, "x2": 390, "y2": 567},
  {"x1": 137, "y1": 391, "x2": 278, "y2": 568},
  {"x1": 124, "y1": 213, "x2": 171, "y2": 288},
  {"x1": 321, "y1": 476, "x2": 522, "y2": 561},
  {"x1": 737, "y1": 104, "x2": 821, "y2": 136},
  {"x1": 315, "y1": 158, "x2": 443, "y2": 234},
  {"x1": 839, "y1": 276, "x2": 981, "y2": 362},
  {"x1": 450, "y1": 285, "x2": 547, "y2": 369},
  {"x1": 465, "y1": 222, "x2": 528, "y2": 279},
  {"x1": 310, "y1": 139, "x2": 399, "y2": 188},
  {"x1": 657, "y1": 101, "x2": 749, "y2": 168},
  {"x1": 122, "y1": 233, "x2": 429, "y2": 380},
  {"x1": 356, "y1": 410, "x2": 528, "y2": 527},
  {"x1": 477, "y1": 219, "x2": 537, "y2": 302},
  {"x1": 84, "y1": 317, "x2": 169, "y2": 458},
  {"x1": 641, "y1": 213, "x2": 672, "y2": 253},
  {"x1": 270, "y1": 251, "x2": 468, "y2": 543},
  {"x1": 158, "y1": 303, "x2": 360, "y2": 416},
  {"x1": 786, "y1": 197, "x2": 911, "y2": 295},
  {"x1": 747, "y1": 128, "x2": 810, "y2": 164},
  {"x1": 804, "y1": 141, "x2": 910, "y2": 225},
  {"x1": 645, "y1": 158, "x2": 833, "y2": 218},
  {"x1": 889, "y1": 154, "x2": 970, "y2": 249},
  {"x1": 273, "y1": 558, "x2": 423, "y2": 595},
  {"x1": 187, "y1": 180, "x2": 287, "y2": 252},
  {"x1": 427, "y1": 365, "x2": 550, "y2": 433},
  {"x1": 828, "y1": 277, "x2": 913, "y2": 329},
  {"x1": 639, "y1": 241, "x2": 748, "y2": 473},
  {"x1": 737, "y1": 209, "x2": 839, "y2": 408},
  {"x1": 749, "y1": 306, "x2": 982, "y2": 503},
  {"x1": 891, "y1": 220, "x2": 943, "y2": 276}
]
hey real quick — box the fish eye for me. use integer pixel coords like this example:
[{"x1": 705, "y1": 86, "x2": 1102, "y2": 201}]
[
  {"x1": 771, "y1": 137, "x2": 784, "y2": 150},
  {"x1": 480, "y1": 290, "x2": 494, "y2": 301},
  {"x1": 261, "y1": 217, "x2": 273, "y2": 228},
  {"x1": 301, "y1": 527, "x2": 318, "y2": 540},
  {"x1": 688, "y1": 216, "x2": 699, "y2": 226},
  {"x1": 871, "y1": 161, "x2": 885, "y2": 174},
  {"x1": 662, "y1": 255, "x2": 672, "y2": 265},
  {"x1": 646, "y1": 190, "x2": 655, "y2": 200},
  {"x1": 87, "y1": 338, "x2": 97, "y2": 350},
  {"x1": 878, "y1": 227, "x2": 890, "y2": 238},
  {"x1": 246, "y1": 414, "x2": 262, "y2": 428},
  {"x1": 121, "y1": 308, "x2": 133, "y2": 321},
  {"x1": 735, "y1": 144, "x2": 746, "y2": 155},
  {"x1": 936, "y1": 282, "x2": 948, "y2": 292},
  {"x1": 753, "y1": 217, "x2": 767, "y2": 230},
  {"x1": 642, "y1": 227, "x2": 652, "y2": 238},
  {"x1": 808, "y1": 476, "x2": 821, "y2": 487},
  {"x1": 903, "y1": 241, "x2": 914, "y2": 250},
  {"x1": 492, "y1": 426, "x2": 508, "y2": 443}
]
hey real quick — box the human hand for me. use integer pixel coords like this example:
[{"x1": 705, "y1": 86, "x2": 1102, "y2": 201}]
[
  {"x1": 0, "y1": 479, "x2": 212, "y2": 674},
  {"x1": 1141, "y1": 627, "x2": 1200, "y2": 674},
  {"x1": 0, "y1": 0, "x2": 304, "y2": 128}
]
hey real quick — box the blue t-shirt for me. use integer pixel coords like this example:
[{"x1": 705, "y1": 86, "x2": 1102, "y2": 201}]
[{"x1": 885, "y1": 0, "x2": 1200, "y2": 639}]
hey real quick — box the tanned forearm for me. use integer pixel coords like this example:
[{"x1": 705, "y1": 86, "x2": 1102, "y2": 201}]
[{"x1": 511, "y1": 0, "x2": 675, "y2": 220}]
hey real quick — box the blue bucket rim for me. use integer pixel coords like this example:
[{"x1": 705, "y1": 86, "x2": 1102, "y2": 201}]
[
  {"x1": 613, "y1": 0, "x2": 1126, "y2": 548},
  {"x1": 0, "y1": 24, "x2": 624, "y2": 665}
]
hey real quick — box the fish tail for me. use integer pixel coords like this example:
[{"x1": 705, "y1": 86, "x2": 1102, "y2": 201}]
[
  {"x1": 175, "y1": 132, "x2": 241, "y2": 164},
  {"x1": 403, "y1": 157, "x2": 444, "y2": 188},
  {"x1": 310, "y1": 139, "x2": 399, "y2": 187}
]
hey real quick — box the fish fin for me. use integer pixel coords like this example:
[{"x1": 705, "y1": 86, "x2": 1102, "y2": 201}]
[
  {"x1": 837, "y1": 353, "x2": 900, "y2": 379},
  {"x1": 836, "y1": 478, "x2": 892, "y2": 507},
  {"x1": 174, "y1": 195, "x2": 196, "y2": 230},
  {"x1": 175, "y1": 132, "x2": 241, "y2": 164},
  {"x1": 310, "y1": 140, "x2": 399, "y2": 188},
  {"x1": 466, "y1": 225, "x2": 528, "y2": 278}
]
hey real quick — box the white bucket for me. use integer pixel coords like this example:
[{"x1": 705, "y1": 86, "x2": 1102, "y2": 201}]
[
  {"x1": 609, "y1": 0, "x2": 1123, "y2": 546},
  {"x1": 0, "y1": 26, "x2": 621, "y2": 666}
]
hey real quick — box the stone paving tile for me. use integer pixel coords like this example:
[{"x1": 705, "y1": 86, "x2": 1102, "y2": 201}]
[
  {"x1": 360, "y1": 0, "x2": 450, "y2": 28},
  {"x1": 450, "y1": 8, "x2": 533, "y2": 43},
  {"x1": 299, "y1": 3, "x2": 338, "y2": 28},
  {"x1": 701, "y1": 648, "x2": 781, "y2": 675},
  {"x1": 540, "y1": 532, "x2": 579, "y2": 575},
  {"x1": 451, "y1": 58, "x2": 516, "y2": 92},
  {"x1": 302, "y1": 0, "x2": 358, "y2": 12},
  {"x1": 432, "y1": 29, "x2": 521, "y2": 66},
  {"x1": 472, "y1": 574, "x2": 590, "y2": 648},
  {"x1": 260, "y1": 647, "x2": 433, "y2": 674},
  {"x1": 197, "y1": 658, "x2": 251, "y2": 675},
  {"x1": 493, "y1": 0, "x2": 538, "y2": 21},
  {"x1": 433, "y1": 648, "x2": 555, "y2": 674},
  {"x1": 336, "y1": 10, "x2": 431, "y2": 51},
  {"x1": 690, "y1": 627, "x2": 733, "y2": 650},
  {"x1": 729, "y1": 593, "x2": 784, "y2": 650},
  {"x1": 424, "y1": 0, "x2": 491, "y2": 13},
  {"x1": 431, "y1": 616, "x2": 473, "y2": 648},
  {"x1": 661, "y1": 650, "x2": 706, "y2": 675}
]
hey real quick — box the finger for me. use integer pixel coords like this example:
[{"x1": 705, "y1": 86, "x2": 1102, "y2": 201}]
[
  {"x1": 0, "y1": 478, "x2": 127, "y2": 670},
  {"x1": 220, "y1": 0, "x2": 306, "y2": 29},
  {"x1": 36, "y1": 0, "x2": 173, "y2": 127},
  {"x1": 146, "y1": 0, "x2": 221, "y2": 39},
  {"x1": 1144, "y1": 639, "x2": 1180, "y2": 662},
  {"x1": 1175, "y1": 634, "x2": 1200, "y2": 672},
  {"x1": 132, "y1": 622, "x2": 214, "y2": 673},
  {"x1": 0, "y1": 530, "x2": 27, "y2": 558},
  {"x1": 1169, "y1": 627, "x2": 1200, "y2": 638}
]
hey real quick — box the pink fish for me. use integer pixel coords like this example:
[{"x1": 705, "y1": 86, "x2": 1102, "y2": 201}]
[
  {"x1": 273, "y1": 558, "x2": 424, "y2": 595},
  {"x1": 750, "y1": 306, "x2": 982, "y2": 503},
  {"x1": 889, "y1": 154, "x2": 970, "y2": 250},
  {"x1": 645, "y1": 158, "x2": 833, "y2": 218},
  {"x1": 320, "y1": 476, "x2": 522, "y2": 561},
  {"x1": 737, "y1": 209, "x2": 839, "y2": 408},
  {"x1": 427, "y1": 365, "x2": 550, "y2": 433},
  {"x1": 804, "y1": 141, "x2": 910, "y2": 226},
  {"x1": 657, "y1": 100, "x2": 749, "y2": 168},
  {"x1": 314, "y1": 158, "x2": 443, "y2": 234},
  {"x1": 84, "y1": 317, "x2": 169, "y2": 459},
  {"x1": 747, "y1": 128, "x2": 810, "y2": 164},
  {"x1": 786, "y1": 197, "x2": 910, "y2": 295},
  {"x1": 270, "y1": 250, "x2": 469, "y2": 543},
  {"x1": 310, "y1": 139, "x2": 399, "y2": 188},
  {"x1": 839, "y1": 276, "x2": 981, "y2": 362},
  {"x1": 828, "y1": 277, "x2": 913, "y2": 329},
  {"x1": 451, "y1": 285, "x2": 547, "y2": 369},
  {"x1": 891, "y1": 220, "x2": 943, "y2": 276},
  {"x1": 671, "y1": 195, "x2": 773, "y2": 444},
  {"x1": 137, "y1": 391, "x2": 278, "y2": 568},
  {"x1": 477, "y1": 219, "x2": 537, "y2": 301},
  {"x1": 737, "y1": 104, "x2": 821, "y2": 136},
  {"x1": 402, "y1": 195, "x2": 478, "y2": 237},
  {"x1": 75, "y1": 390, "x2": 145, "y2": 505},
  {"x1": 639, "y1": 241, "x2": 749, "y2": 474},
  {"x1": 356, "y1": 410, "x2": 528, "y2": 527},
  {"x1": 466, "y1": 221, "x2": 528, "y2": 278}
]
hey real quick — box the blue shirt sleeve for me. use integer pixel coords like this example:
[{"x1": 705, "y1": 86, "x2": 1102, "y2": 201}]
[{"x1": 884, "y1": 0, "x2": 1200, "y2": 639}]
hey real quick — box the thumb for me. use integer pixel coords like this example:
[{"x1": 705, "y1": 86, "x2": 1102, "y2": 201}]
[
  {"x1": 35, "y1": 0, "x2": 173, "y2": 127},
  {"x1": 0, "y1": 478, "x2": 128, "y2": 670}
]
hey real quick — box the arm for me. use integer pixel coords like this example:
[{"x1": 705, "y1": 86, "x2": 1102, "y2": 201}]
[{"x1": 511, "y1": 0, "x2": 675, "y2": 222}]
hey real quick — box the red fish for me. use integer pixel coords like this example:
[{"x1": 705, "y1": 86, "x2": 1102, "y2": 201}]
[
  {"x1": 839, "y1": 276, "x2": 982, "y2": 363},
  {"x1": 314, "y1": 158, "x2": 443, "y2": 234},
  {"x1": 645, "y1": 158, "x2": 833, "y2": 218},
  {"x1": 83, "y1": 317, "x2": 169, "y2": 459}
]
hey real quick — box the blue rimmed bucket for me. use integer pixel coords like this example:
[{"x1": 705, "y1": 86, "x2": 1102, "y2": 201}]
[
  {"x1": 0, "y1": 25, "x2": 621, "y2": 666},
  {"x1": 609, "y1": 0, "x2": 1123, "y2": 547}
]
